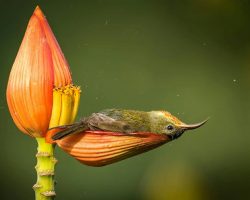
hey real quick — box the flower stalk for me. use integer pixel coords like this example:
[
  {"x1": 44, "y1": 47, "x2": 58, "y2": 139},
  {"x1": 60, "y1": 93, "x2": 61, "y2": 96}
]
[{"x1": 33, "y1": 138, "x2": 56, "y2": 200}]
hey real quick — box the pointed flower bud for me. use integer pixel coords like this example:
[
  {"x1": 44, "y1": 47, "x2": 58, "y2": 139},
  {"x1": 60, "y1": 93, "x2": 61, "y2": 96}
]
[
  {"x1": 6, "y1": 6, "x2": 79, "y2": 137},
  {"x1": 33, "y1": 7, "x2": 72, "y2": 86},
  {"x1": 56, "y1": 131, "x2": 170, "y2": 166}
]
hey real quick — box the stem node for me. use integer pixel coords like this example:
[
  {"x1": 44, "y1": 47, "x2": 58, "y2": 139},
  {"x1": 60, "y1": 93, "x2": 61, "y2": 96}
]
[
  {"x1": 38, "y1": 170, "x2": 54, "y2": 176},
  {"x1": 41, "y1": 191, "x2": 56, "y2": 197},
  {"x1": 33, "y1": 183, "x2": 42, "y2": 189}
]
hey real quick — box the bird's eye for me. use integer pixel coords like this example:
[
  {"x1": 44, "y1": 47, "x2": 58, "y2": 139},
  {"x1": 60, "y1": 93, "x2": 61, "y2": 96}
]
[{"x1": 166, "y1": 124, "x2": 174, "y2": 131}]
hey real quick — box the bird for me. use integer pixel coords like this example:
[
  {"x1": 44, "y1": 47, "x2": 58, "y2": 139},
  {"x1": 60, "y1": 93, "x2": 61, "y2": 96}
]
[{"x1": 51, "y1": 109, "x2": 207, "y2": 141}]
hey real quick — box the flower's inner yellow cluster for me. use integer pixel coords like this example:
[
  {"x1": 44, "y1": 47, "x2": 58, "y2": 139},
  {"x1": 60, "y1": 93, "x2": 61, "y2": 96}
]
[{"x1": 49, "y1": 84, "x2": 81, "y2": 128}]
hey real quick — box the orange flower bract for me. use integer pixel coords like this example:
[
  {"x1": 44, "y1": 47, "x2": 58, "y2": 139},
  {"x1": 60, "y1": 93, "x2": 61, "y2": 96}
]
[
  {"x1": 6, "y1": 6, "x2": 72, "y2": 137},
  {"x1": 56, "y1": 131, "x2": 170, "y2": 167}
]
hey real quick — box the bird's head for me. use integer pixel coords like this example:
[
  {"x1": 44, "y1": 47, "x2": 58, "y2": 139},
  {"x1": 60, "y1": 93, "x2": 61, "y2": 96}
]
[{"x1": 148, "y1": 111, "x2": 208, "y2": 139}]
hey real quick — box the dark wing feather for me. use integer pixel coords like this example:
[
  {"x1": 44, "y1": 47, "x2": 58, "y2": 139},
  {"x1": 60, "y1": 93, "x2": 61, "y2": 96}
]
[
  {"x1": 52, "y1": 113, "x2": 133, "y2": 140},
  {"x1": 87, "y1": 113, "x2": 133, "y2": 133},
  {"x1": 52, "y1": 120, "x2": 88, "y2": 140}
]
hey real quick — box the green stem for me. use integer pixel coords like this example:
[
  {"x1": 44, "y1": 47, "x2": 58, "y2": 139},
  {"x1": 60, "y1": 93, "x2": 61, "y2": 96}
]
[{"x1": 33, "y1": 138, "x2": 57, "y2": 200}]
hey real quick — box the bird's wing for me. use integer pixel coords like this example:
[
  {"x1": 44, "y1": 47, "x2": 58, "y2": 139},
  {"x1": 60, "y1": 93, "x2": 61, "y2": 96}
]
[
  {"x1": 51, "y1": 120, "x2": 89, "y2": 140},
  {"x1": 52, "y1": 113, "x2": 133, "y2": 141},
  {"x1": 87, "y1": 113, "x2": 133, "y2": 133}
]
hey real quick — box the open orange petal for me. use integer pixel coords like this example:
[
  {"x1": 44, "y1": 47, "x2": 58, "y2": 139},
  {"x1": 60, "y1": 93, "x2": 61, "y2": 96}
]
[
  {"x1": 56, "y1": 131, "x2": 170, "y2": 166},
  {"x1": 6, "y1": 14, "x2": 54, "y2": 137}
]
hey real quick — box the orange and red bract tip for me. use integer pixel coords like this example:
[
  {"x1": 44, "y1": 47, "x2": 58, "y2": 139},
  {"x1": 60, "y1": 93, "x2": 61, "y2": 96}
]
[
  {"x1": 56, "y1": 131, "x2": 171, "y2": 167},
  {"x1": 6, "y1": 6, "x2": 72, "y2": 137}
]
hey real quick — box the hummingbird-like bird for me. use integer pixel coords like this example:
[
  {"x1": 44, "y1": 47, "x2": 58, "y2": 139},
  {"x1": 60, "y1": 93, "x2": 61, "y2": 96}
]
[{"x1": 52, "y1": 109, "x2": 207, "y2": 141}]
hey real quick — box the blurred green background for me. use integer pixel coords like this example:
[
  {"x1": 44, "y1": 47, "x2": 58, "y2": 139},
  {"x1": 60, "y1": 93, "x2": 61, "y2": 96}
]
[{"x1": 1, "y1": 0, "x2": 250, "y2": 199}]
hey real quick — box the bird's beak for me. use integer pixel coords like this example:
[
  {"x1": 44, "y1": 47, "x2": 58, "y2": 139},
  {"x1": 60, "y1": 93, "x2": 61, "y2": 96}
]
[{"x1": 179, "y1": 118, "x2": 209, "y2": 130}]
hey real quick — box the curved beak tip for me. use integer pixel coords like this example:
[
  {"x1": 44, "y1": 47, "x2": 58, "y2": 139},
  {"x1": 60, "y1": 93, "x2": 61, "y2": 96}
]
[{"x1": 180, "y1": 117, "x2": 209, "y2": 130}]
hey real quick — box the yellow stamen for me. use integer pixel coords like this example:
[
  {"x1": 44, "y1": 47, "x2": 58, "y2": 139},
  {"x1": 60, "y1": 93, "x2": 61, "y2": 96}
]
[{"x1": 49, "y1": 84, "x2": 81, "y2": 128}]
